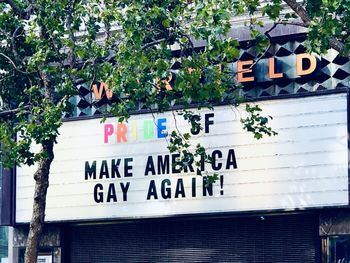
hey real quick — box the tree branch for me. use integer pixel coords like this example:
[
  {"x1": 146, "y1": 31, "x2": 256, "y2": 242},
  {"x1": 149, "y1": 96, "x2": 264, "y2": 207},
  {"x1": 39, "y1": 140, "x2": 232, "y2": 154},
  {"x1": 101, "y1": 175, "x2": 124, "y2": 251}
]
[
  {"x1": 0, "y1": 105, "x2": 31, "y2": 118},
  {"x1": 0, "y1": 52, "x2": 32, "y2": 74},
  {"x1": 178, "y1": 32, "x2": 194, "y2": 51},
  {"x1": 329, "y1": 38, "x2": 345, "y2": 54},
  {"x1": 11, "y1": 26, "x2": 22, "y2": 62},
  {"x1": 242, "y1": 23, "x2": 277, "y2": 72},
  {"x1": 141, "y1": 38, "x2": 166, "y2": 50},
  {"x1": 264, "y1": 22, "x2": 279, "y2": 38},
  {"x1": 98, "y1": 38, "x2": 166, "y2": 64},
  {"x1": 65, "y1": 0, "x2": 78, "y2": 68},
  {"x1": 274, "y1": 20, "x2": 308, "y2": 28},
  {"x1": 283, "y1": 0, "x2": 346, "y2": 54},
  {"x1": 283, "y1": 0, "x2": 311, "y2": 26},
  {"x1": 0, "y1": 0, "x2": 32, "y2": 19}
]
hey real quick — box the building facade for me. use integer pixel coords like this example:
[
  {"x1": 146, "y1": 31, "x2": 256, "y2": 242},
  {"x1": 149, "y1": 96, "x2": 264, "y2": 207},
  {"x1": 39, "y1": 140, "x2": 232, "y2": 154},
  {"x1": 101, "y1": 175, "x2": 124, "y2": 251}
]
[{"x1": 3, "y1": 29, "x2": 350, "y2": 263}]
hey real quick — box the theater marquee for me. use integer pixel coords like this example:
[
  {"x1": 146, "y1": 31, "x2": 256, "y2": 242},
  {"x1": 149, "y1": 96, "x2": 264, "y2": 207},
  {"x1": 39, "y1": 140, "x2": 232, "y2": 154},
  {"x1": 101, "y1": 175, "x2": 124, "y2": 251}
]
[
  {"x1": 16, "y1": 93, "x2": 348, "y2": 223},
  {"x1": 91, "y1": 53, "x2": 319, "y2": 100}
]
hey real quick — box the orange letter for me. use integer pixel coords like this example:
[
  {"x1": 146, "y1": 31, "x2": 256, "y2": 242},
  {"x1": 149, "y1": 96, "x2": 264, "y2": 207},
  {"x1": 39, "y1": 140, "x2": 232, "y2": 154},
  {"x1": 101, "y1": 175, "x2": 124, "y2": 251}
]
[
  {"x1": 269, "y1": 57, "x2": 283, "y2": 79},
  {"x1": 237, "y1": 60, "x2": 254, "y2": 82},
  {"x1": 116, "y1": 123, "x2": 127, "y2": 143},
  {"x1": 187, "y1": 68, "x2": 195, "y2": 74},
  {"x1": 100, "y1": 82, "x2": 113, "y2": 99},
  {"x1": 156, "y1": 74, "x2": 173, "y2": 91},
  {"x1": 92, "y1": 83, "x2": 104, "y2": 100},
  {"x1": 92, "y1": 82, "x2": 113, "y2": 100},
  {"x1": 296, "y1": 53, "x2": 317, "y2": 76}
]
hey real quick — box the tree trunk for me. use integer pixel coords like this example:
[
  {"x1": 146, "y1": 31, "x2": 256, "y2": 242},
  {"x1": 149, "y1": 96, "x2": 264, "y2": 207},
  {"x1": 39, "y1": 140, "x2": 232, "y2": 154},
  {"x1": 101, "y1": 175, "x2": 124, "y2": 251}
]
[
  {"x1": 283, "y1": 0, "x2": 346, "y2": 55},
  {"x1": 24, "y1": 140, "x2": 54, "y2": 263}
]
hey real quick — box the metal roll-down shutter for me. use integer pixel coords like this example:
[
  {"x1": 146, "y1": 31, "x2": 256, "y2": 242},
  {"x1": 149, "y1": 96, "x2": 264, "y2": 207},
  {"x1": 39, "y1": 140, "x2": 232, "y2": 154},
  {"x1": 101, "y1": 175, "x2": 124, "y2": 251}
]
[{"x1": 68, "y1": 213, "x2": 319, "y2": 263}]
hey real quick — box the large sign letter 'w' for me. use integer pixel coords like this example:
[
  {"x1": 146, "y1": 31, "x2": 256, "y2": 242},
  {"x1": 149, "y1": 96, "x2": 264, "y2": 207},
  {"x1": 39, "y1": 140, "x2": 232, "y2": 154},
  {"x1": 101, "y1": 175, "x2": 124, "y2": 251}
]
[{"x1": 91, "y1": 82, "x2": 113, "y2": 100}]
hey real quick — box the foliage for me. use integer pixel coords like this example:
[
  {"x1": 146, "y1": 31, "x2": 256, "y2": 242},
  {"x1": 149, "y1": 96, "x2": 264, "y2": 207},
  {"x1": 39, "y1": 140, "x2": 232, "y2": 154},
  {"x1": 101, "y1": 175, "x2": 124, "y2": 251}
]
[
  {"x1": 306, "y1": 0, "x2": 350, "y2": 55},
  {"x1": 0, "y1": 0, "x2": 347, "y2": 261},
  {"x1": 241, "y1": 104, "x2": 277, "y2": 140},
  {"x1": 0, "y1": 0, "x2": 277, "y2": 172}
]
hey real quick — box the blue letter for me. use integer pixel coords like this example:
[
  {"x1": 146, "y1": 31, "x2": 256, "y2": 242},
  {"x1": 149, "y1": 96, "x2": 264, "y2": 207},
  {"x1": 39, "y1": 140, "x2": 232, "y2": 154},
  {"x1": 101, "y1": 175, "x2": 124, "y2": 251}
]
[{"x1": 157, "y1": 118, "x2": 167, "y2": 138}]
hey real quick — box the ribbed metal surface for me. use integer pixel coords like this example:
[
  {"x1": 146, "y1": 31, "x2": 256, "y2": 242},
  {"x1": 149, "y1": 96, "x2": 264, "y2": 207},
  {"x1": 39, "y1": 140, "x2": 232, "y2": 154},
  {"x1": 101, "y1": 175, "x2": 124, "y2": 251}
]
[{"x1": 69, "y1": 213, "x2": 319, "y2": 263}]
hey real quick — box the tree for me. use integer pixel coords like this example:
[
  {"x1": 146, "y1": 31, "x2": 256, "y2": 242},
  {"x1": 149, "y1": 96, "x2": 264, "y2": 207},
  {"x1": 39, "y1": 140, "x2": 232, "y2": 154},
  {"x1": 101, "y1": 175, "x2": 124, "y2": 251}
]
[{"x1": 0, "y1": 0, "x2": 347, "y2": 262}]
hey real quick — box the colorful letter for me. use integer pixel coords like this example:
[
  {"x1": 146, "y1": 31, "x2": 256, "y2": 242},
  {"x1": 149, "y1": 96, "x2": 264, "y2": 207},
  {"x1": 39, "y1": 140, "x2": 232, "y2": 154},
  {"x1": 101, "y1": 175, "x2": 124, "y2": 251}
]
[
  {"x1": 117, "y1": 123, "x2": 127, "y2": 143},
  {"x1": 104, "y1": 124, "x2": 114, "y2": 143},
  {"x1": 296, "y1": 53, "x2": 317, "y2": 76},
  {"x1": 157, "y1": 118, "x2": 167, "y2": 138},
  {"x1": 92, "y1": 82, "x2": 113, "y2": 100},
  {"x1": 132, "y1": 120, "x2": 138, "y2": 141},
  {"x1": 237, "y1": 60, "x2": 254, "y2": 82},
  {"x1": 269, "y1": 57, "x2": 283, "y2": 79},
  {"x1": 144, "y1": 120, "x2": 154, "y2": 139}
]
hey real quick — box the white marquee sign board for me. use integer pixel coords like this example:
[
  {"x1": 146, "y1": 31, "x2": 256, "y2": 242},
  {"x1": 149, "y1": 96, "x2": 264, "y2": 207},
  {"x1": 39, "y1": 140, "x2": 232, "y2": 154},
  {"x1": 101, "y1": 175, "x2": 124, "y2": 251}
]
[{"x1": 16, "y1": 93, "x2": 349, "y2": 223}]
